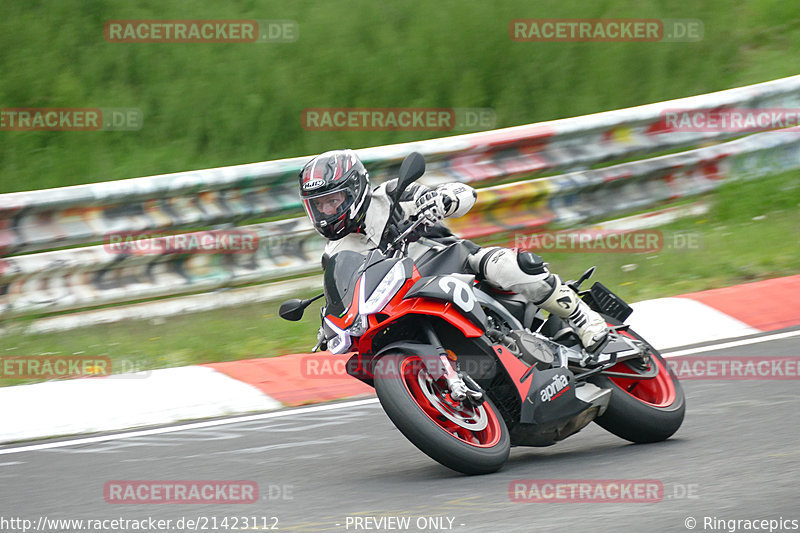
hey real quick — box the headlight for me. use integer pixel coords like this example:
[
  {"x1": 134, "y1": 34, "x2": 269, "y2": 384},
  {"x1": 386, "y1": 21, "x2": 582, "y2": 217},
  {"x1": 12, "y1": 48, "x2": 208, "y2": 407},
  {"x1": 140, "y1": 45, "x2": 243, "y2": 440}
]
[
  {"x1": 360, "y1": 261, "x2": 408, "y2": 315},
  {"x1": 324, "y1": 316, "x2": 352, "y2": 355},
  {"x1": 346, "y1": 315, "x2": 368, "y2": 337}
]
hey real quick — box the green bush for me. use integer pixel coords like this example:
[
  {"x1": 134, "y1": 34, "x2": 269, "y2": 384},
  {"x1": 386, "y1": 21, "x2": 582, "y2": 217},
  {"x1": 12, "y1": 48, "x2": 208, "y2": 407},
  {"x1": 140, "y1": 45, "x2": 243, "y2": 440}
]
[{"x1": 1, "y1": 0, "x2": 798, "y2": 192}]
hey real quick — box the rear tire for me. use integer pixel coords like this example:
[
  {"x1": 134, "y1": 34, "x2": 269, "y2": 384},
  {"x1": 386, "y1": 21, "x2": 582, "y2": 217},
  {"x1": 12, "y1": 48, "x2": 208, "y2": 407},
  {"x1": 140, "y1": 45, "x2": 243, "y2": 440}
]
[
  {"x1": 589, "y1": 326, "x2": 685, "y2": 443},
  {"x1": 374, "y1": 353, "x2": 510, "y2": 475}
]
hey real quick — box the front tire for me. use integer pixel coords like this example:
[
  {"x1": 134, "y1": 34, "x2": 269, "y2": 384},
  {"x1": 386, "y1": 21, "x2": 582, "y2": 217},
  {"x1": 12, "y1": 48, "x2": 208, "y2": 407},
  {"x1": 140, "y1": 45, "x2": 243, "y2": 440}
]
[
  {"x1": 589, "y1": 326, "x2": 685, "y2": 443},
  {"x1": 374, "y1": 353, "x2": 510, "y2": 475}
]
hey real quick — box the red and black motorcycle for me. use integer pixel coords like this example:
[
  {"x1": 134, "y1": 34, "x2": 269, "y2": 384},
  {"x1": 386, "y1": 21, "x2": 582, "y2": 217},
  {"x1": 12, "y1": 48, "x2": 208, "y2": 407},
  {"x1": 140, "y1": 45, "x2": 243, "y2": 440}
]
[{"x1": 280, "y1": 152, "x2": 685, "y2": 475}]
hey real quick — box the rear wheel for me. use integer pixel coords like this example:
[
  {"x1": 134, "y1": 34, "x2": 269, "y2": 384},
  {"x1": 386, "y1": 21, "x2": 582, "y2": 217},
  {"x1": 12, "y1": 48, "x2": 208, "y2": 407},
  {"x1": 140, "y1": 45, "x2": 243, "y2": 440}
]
[
  {"x1": 374, "y1": 353, "x2": 510, "y2": 475},
  {"x1": 589, "y1": 326, "x2": 685, "y2": 443}
]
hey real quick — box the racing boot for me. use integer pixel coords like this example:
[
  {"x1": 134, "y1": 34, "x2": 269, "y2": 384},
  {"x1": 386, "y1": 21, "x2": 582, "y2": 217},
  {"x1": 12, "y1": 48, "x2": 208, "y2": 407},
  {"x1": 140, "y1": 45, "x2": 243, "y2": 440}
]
[{"x1": 537, "y1": 275, "x2": 609, "y2": 351}]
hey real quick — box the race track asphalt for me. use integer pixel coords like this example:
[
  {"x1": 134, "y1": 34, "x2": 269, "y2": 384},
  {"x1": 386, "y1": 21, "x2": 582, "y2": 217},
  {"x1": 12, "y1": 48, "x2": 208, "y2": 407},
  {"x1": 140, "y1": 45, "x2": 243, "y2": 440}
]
[{"x1": 1, "y1": 328, "x2": 799, "y2": 533}]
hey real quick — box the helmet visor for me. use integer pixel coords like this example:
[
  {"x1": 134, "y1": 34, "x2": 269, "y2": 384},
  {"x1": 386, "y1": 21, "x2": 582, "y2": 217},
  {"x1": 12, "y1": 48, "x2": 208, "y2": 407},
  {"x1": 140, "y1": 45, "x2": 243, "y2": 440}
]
[
  {"x1": 302, "y1": 189, "x2": 355, "y2": 231},
  {"x1": 307, "y1": 190, "x2": 347, "y2": 216}
]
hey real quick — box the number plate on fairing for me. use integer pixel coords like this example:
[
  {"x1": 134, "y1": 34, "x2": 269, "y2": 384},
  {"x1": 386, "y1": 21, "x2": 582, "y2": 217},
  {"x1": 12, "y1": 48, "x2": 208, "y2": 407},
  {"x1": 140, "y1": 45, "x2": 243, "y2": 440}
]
[{"x1": 403, "y1": 274, "x2": 488, "y2": 329}]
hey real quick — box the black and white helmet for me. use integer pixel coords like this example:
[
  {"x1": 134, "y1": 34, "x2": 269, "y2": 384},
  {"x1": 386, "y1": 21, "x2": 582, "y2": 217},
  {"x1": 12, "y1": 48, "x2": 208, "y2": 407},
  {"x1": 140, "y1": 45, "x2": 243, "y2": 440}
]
[{"x1": 299, "y1": 149, "x2": 371, "y2": 240}]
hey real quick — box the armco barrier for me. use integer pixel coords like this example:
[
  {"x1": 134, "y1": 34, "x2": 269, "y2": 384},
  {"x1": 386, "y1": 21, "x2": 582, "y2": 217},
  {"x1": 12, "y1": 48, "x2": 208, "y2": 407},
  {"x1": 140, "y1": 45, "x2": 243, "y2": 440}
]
[
  {"x1": 2, "y1": 76, "x2": 800, "y2": 322},
  {"x1": 0, "y1": 219, "x2": 323, "y2": 318},
  {"x1": 2, "y1": 75, "x2": 800, "y2": 256},
  {"x1": 444, "y1": 129, "x2": 800, "y2": 236},
  {"x1": 2, "y1": 129, "x2": 799, "y2": 319}
]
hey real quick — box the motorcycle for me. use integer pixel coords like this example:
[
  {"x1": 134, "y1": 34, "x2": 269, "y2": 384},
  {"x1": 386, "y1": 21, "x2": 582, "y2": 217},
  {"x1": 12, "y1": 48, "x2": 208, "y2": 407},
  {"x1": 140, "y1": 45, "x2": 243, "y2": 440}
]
[{"x1": 280, "y1": 152, "x2": 685, "y2": 475}]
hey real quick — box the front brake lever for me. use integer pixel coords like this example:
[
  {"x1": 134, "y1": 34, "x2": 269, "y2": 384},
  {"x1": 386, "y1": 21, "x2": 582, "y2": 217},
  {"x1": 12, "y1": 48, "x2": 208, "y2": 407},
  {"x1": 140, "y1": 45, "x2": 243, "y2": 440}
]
[{"x1": 387, "y1": 217, "x2": 426, "y2": 252}]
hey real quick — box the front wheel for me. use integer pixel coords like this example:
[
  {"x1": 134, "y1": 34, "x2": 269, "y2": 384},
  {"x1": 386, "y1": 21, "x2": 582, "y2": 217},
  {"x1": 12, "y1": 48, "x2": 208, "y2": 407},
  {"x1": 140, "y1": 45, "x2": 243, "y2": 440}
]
[
  {"x1": 373, "y1": 353, "x2": 510, "y2": 475},
  {"x1": 589, "y1": 326, "x2": 685, "y2": 443}
]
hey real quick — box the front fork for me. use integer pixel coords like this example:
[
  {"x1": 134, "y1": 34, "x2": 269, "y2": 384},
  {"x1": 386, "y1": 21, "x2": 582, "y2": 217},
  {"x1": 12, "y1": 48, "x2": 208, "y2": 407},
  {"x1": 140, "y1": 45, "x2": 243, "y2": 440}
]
[{"x1": 422, "y1": 323, "x2": 484, "y2": 404}]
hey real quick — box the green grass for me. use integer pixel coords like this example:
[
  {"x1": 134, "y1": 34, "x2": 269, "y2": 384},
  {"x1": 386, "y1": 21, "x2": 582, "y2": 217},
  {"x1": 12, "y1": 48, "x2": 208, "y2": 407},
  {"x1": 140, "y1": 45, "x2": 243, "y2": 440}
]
[
  {"x1": 545, "y1": 208, "x2": 799, "y2": 302},
  {"x1": 0, "y1": 288, "x2": 326, "y2": 387},
  {"x1": 471, "y1": 169, "x2": 799, "y2": 302},
  {"x1": 498, "y1": 171, "x2": 800, "y2": 301},
  {"x1": 2, "y1": 170, "x2": 797, "y2": 387},
  {"x1": 1, "y1": 0, "x2": 799, "y2": 193},
  {"x1": 2, "y1": 1, "x2": 799, "y2": 386}
]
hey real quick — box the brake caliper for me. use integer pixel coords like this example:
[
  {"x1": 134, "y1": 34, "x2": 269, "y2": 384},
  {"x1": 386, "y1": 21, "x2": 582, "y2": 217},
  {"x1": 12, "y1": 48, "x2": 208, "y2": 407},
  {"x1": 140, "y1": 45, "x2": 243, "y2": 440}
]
[{"x1": 438, "y1": 355, "x2": 483, "y2": 404}]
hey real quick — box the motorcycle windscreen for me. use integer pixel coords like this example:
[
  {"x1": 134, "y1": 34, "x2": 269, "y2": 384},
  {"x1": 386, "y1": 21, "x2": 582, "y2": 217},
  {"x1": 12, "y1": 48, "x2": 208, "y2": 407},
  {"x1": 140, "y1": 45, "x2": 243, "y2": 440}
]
[{"x1": 323, "y1": 251, "x2": 368, "y2": 318}]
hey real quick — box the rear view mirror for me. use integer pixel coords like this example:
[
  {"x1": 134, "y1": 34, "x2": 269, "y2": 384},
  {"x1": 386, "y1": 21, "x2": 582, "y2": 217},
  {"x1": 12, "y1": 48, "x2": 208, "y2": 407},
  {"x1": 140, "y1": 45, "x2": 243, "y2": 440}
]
[
  {"x1": 278, "y1": 293, "x2": 324, "y2": 321},
  {"x1": 279, "y1": 299, "x2": 307, "y2": 321},
  {"x1": 393, "y1": 152, "x2": 426, "y2": 202}
]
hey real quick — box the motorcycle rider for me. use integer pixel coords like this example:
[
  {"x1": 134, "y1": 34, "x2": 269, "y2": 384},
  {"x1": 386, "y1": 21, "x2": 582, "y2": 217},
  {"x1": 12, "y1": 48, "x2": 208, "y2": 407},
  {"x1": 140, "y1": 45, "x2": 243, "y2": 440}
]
[{"x1": 300, "y1": 149, "x2": 609, "y2": 350}]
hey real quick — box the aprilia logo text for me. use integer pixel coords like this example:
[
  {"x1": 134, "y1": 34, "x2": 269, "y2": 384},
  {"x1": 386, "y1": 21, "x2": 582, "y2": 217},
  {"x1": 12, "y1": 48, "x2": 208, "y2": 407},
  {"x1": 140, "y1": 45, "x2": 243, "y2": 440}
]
[{"x1": 540, "y1": 374, "x2": 570, "y2": 402}]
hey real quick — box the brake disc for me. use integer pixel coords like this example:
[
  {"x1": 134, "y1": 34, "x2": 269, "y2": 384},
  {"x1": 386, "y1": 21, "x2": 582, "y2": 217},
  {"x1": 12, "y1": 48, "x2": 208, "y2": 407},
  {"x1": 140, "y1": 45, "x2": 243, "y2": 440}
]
[{"x1": 417, "y1": 372, "x2": 488, "y2": 431}]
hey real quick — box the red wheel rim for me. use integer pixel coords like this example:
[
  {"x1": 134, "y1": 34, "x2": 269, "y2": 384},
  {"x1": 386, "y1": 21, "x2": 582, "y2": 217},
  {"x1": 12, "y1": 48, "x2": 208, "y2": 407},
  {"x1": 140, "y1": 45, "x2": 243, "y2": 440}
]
[
  {"x1": 606, "y1": 330, "x2": 676, "y2": 408},
  {"x1": 400, "y1": 356, "x2": 502, "y2": 447}
]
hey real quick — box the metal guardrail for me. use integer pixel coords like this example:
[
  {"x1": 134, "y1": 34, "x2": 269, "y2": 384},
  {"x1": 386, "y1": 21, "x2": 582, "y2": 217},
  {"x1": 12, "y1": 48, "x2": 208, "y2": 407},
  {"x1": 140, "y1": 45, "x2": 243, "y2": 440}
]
[
  {"x1": 2, "y1": 75, "x2": 799, "y2": 256},
  {"x1": 2, "y1": 129, "x2": 799, "y2": 319},
  {"x1": 2, "y1": 76, "x2": 800, "y2": 320}
]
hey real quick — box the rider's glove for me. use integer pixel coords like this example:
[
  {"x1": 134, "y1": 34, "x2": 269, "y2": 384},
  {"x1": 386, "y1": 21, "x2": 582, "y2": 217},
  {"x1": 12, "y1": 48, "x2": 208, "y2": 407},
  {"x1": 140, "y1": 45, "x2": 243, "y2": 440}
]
[{"x1": 413, "y1": 190, "x2": 452, "y2": 227}]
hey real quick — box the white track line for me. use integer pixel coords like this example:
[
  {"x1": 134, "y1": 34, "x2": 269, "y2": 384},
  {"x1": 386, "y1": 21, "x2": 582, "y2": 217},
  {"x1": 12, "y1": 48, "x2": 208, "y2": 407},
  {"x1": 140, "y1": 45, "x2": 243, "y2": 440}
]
[
  {"x1": 663, "y1": 329, "x2": 800, "y2": 358},
  {"x1": 1, "y1": 329, "x2": 799, "y2": 455},
  {"x1": 0, "y1": 398, "x2": 380, "y2": 455}
]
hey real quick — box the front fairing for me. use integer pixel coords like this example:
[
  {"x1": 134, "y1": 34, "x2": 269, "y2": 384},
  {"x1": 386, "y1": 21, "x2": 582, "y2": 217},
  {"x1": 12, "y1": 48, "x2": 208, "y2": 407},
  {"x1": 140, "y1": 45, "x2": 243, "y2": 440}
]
[
  {"x1": 322, "y1": 249, "x2": 415, "y2": 354},
  {"x1": 323, "y1": 251, "x2": 368, "y2": 319},
  {"x1": 322, "y1": 249, "x2": 409, "y2": 322}
]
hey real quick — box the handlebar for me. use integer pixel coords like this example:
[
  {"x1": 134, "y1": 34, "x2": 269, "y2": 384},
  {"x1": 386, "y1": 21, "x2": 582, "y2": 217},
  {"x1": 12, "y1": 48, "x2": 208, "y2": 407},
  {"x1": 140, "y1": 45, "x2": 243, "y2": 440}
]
[{"x1": 385, "y1": 216, "x2": 427, "y2": 254}]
